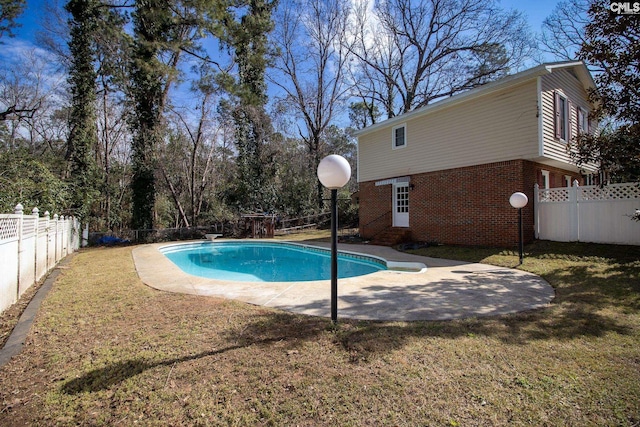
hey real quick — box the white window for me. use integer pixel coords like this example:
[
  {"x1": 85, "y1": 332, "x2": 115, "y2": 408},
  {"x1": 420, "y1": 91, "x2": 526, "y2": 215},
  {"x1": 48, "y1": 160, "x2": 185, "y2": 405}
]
[
  {"x1": 554, "y1": 92, "x2": 570, "y2": 141},
  {"x1": 542, "y1": 170, "x2": 550, "y2": 189},
  {"x1": 392, "y1": 124, "x2": 406, "y2": 149}
]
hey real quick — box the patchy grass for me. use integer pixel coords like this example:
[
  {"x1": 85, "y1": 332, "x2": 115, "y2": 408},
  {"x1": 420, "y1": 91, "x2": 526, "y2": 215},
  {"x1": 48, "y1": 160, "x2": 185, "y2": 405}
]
[
  {"x1": 0, "y1": 279, "x2": 45, "y2": 349},
  {"x1": 273, "y1": 228, "x2": 331, "y2": 242},
  {"x1": 0, "y1": 239, "x2": 639, "y2": 426}
]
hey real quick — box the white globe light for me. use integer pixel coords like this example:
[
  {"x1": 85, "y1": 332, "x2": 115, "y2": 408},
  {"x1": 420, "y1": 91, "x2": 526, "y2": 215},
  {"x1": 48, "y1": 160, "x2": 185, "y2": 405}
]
[
  {"x1": 509, "y1": 192, "x2": 529, "y2": 209},
  {"x1": 317, "y1": 155, "x2": 351, "y2": 189}
]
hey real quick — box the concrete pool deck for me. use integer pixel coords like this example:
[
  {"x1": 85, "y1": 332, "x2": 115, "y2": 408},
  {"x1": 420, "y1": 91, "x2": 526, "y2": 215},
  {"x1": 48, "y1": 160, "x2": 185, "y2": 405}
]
[{"x1": 132, "y1": 240, "x2": 555, "y2": 321}]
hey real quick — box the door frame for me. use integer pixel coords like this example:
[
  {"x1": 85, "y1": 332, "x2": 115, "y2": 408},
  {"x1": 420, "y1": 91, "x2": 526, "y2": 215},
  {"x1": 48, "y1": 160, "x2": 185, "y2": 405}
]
[{"x1": 392, "y1": 182, "x2": 410, "y2": 227}]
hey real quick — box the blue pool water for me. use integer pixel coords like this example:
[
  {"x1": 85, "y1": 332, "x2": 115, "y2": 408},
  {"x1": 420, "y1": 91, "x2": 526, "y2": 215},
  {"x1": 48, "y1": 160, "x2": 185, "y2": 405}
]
[{"x1": 160, "y1": 242, "x2": 386, "y2": 282}]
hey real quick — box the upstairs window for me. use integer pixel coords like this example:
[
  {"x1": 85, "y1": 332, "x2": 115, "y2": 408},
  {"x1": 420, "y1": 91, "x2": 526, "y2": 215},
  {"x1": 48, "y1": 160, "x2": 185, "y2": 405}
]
[
  {"x1": 554, "y1": 91, "x2": 570, "y2": 141},
  {"x1": 577, "y1": 107, "x2": 589, "y2": 134},
  {"x1": 392, "y1": 124, "x2": 406, "y2": 149}
]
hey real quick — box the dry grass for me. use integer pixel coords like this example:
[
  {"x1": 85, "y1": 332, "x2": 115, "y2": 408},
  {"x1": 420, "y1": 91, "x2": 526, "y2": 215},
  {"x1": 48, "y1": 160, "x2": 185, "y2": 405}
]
[
  {"x1": 0, "y1": 238, "x2": 639, "y2": 426},
  {"x1": 0, "y1": 280, "x2": 44, "y2": 350}
]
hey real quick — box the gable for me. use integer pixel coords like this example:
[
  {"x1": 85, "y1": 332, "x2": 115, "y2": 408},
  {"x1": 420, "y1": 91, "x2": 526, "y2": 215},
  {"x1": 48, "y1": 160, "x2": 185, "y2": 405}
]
[
  {"x1": 357, "y1": 79, "x2": 539, "y2": 182},
  {"x1": 539, "y1": 68, "x2": 596, "y2": 169},
  {"x1": 357, "y1": 61, "x2": 597, "y2": 182}
]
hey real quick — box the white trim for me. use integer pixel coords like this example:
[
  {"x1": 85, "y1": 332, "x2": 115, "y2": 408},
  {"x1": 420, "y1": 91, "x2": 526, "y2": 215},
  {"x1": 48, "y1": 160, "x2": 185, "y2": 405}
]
[
  {"x1": 537, "y1": 76, "x2": 544, "y2": 157},
  {"x1": 355, "y1": 61, "x2": 594, "y2": 138},
  {"x1": 375, "y1": 176, "x2": 410, "y2": 186},
  {"x1": 542, "y1": 170, "x2": 550, "y2": 189},
  {"x1": 556, "y1": 91, "x2": 570, "y2": 142},
  {"x1": 577, "y1": 107, "x2": 589, "y2": 134},
  {"x1": 356, "y1": 136, "x2": 361, "y2": 183},
  {"x1": 393, "y1": 182, "x2": 410, "y2": 228}
]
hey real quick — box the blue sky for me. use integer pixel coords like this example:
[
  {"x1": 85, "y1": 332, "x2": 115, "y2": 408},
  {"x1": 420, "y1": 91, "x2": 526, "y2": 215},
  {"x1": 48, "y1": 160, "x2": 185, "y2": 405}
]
[
  {"x1": 11, "y1": 0, "x2": 562, "y2": 43},
  {"x1": 501, "y1": 0, "x2": 562, "y2": 31},
  {"x1": 13, "y1": 0, "x2": 46, "y2": 42},
  {"x1": 4, "y1": 0, "x2": 565, "y2": 124}
]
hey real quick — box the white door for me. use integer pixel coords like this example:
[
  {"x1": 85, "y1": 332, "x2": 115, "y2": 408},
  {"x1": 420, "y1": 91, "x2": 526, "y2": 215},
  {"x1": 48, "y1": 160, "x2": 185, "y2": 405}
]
[{"x1": 393, "y1": 182, "x2": 409, "y2": 227}]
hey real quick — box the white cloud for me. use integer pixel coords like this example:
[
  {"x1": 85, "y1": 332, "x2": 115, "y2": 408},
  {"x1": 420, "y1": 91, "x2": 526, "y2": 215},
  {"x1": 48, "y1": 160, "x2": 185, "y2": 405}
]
[{"x1": 0, "y1": 38, "x2": 56, "y2": 65}]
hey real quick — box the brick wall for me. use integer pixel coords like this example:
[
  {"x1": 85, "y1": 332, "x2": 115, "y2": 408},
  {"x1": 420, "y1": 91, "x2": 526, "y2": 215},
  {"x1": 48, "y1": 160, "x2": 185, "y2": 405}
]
[
  {"x1": 359, "y1": 181, "x2": 393, "y2": 239},
  {"x1": 359, "y1": 160, "x2": 582, "y2": 247}
]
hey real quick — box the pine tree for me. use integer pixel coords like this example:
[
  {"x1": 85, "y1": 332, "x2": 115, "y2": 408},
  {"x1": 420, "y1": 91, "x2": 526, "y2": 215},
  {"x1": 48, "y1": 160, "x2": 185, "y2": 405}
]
[
  {"x1": 66, "y1": 0, "x2": 100, "y2": 218},
  {"x1": 0, "y1": 0, "x2": 25, "y2": 39},
  {"x1": 129, "y1": 0, "x2": 174, "y2": 230},
  {"x1": 219, "y1": 0, "x2": 278, "y2": 213}
]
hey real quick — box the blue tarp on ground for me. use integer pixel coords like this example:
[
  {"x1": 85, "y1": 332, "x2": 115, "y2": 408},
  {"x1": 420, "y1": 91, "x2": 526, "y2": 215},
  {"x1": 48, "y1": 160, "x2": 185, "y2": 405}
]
[{"x1": 97, "y1": 235, "x2": 130, "y2": 245}]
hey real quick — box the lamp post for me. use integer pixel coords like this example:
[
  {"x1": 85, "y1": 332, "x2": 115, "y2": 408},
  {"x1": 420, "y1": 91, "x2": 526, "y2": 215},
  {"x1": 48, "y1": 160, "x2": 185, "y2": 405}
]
[
  {"x1": 317, "y1": 154, "x2": 351, "y2": 323},
  {"x1": 509, "y1": 192, "x2": 529, "y2": 264}
]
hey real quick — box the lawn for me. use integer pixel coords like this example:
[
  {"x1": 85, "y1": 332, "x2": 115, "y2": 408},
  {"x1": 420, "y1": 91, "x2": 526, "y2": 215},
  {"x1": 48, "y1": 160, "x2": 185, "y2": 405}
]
[{"x1": 0, "y1": 237, "x2": 639, "y2": 426}]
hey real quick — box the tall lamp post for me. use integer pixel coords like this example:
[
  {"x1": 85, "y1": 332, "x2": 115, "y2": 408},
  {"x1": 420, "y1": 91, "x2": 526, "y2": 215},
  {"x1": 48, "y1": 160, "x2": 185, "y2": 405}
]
[
  {"x1": 509, "y1": 192, "x2": 529, "y2": 265},
  {"x1": 317, "y1": 154, "x2": 351, "y2": 323}
]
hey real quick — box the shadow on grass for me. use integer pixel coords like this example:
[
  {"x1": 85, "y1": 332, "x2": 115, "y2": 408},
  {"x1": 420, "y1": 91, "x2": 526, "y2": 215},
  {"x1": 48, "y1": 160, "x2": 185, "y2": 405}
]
[
  {"x1": 62, "y1": 346, "x2": 245, "y2": 394},
  {"x1": 62, "y1": 242, "x2": 639, "y2": 394},
  {"x1": 328, "y1": 241, "x2": 639, "y2": 357},
  {"x1": 61, "y1": 313, "x2": 328, "y2": 395}
]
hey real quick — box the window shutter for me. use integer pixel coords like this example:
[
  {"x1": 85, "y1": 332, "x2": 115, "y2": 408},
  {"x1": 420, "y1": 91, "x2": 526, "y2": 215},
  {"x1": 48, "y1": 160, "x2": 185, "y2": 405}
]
[
  {"x1": 577, "y1": 108, "x2": 583, "y2": 133},
  {"x1": 567, "y1": 101, "x2": 573, "y2": 141},
  {"x1": 554, "y1": 91, "x2": 561, "y2": 139}
]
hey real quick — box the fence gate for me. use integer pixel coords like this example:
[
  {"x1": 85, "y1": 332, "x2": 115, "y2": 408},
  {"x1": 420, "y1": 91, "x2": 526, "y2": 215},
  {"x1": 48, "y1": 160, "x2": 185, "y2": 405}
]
[{"x1": 534, "y1": 182, "x2": 640, "y2": 245}]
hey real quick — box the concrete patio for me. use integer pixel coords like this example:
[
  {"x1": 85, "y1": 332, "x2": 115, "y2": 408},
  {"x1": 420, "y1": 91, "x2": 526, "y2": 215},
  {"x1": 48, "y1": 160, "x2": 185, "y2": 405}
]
[{"x1": 132, "y1": 240, "x2": 555, "y2": 321}]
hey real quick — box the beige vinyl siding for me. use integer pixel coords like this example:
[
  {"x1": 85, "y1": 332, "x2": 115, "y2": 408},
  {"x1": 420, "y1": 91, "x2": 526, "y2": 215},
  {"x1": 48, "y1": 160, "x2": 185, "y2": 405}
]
[
  {"x1": 358, "y1": 80, "x2": 539, "y2": 182},
  {"x1": 540, "y1": 69, "x2": 592, "y2": 164}
]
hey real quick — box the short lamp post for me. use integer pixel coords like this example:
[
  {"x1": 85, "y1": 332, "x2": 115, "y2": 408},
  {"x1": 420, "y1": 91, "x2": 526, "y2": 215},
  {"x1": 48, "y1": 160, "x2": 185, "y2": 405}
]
[
  {"x1": 317, "y1": 154, "x2": 352, "y2": 323},
  {"x1": 509, "y1": 192, "x2": 529, "y2": 264}
]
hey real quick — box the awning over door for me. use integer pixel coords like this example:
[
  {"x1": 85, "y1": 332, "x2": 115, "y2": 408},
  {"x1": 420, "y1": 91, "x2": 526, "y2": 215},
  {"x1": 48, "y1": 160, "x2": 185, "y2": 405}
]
[{"x1": 375, "y1": 176, "x2": 410, "y2": 186}]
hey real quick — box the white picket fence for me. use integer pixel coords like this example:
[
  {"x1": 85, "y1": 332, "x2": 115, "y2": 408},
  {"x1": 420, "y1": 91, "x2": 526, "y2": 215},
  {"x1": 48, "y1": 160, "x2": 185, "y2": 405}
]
[
  {"x1": 534, "y1": 182, "x2": 640, "y2": 245},
  {"x1": 0, "y1": 204, "x2": 80, "y2": 314}
]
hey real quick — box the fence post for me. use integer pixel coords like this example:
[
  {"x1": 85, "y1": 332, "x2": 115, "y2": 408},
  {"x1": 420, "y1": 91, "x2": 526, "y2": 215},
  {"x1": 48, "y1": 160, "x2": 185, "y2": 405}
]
[
  {"x1": 60, "y1": 215, "x2": 66, "y2": 258},
  {"x1": 44, "y1": 211, "x2": 50, "y2": 271},
  {"x1": 82, "y1": 222, "x2": 88, "y2": 247},
  {"x1": 14, "y1": 203, "x2": 23, "y2": 301},
  {"x1": 32, "y1": 207, "x2": 39, "y2": 287},
  {"x1": 53, "y1": 214, "x2": 59, "y2": 263},
  {"x1": 571, "y1": 180, "x2": 580, "y2": 241}
]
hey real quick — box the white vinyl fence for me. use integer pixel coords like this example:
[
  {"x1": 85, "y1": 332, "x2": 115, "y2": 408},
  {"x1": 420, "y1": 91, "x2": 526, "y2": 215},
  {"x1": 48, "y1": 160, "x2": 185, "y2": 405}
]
[
  {"x1": 0, "y1": 204, "x2": 80, "y2": 314},
  {"x1": 534, "y1": 182, "x2": 640, "y2": 245}
]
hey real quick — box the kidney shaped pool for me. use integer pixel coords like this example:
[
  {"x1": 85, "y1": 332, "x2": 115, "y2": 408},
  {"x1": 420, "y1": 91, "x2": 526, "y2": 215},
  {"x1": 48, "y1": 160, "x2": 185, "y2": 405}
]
[{"x1": 160, "y1": 241, "x2": 387, "y2": 282}]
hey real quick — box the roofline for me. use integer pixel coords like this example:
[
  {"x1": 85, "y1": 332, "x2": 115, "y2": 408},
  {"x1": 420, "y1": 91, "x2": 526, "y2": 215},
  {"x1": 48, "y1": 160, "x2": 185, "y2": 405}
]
[{"x1": 355, "y1": 61, "x2": 595, "y2": 137}]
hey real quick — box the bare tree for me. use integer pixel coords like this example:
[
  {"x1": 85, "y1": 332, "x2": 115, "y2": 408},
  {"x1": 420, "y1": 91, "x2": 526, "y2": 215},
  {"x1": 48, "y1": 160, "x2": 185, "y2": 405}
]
[
  {"x1": 347, "y1": 0, "x2": 536, "y2": 118},
  {"x1": 539, "y1": 0, "x2": 590, "y2": 61},
  {"x1": 159, "y1": 70, "x2": 228, "y2": 227},
  {"x1": 94, "y1": 82, "x2": 130, "y2": 229},
  {"x1": 0, "y1": 48, "x2": 66, "y2": 149},
  {"x1": 270, "y1": 0, "x2": 353, "y2": 209}
]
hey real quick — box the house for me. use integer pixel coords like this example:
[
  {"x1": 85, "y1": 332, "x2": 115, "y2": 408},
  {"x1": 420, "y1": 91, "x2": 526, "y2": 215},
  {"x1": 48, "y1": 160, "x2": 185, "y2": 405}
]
[{"x1": 356, "y1": 61, "x2": 597, "y2": 247}]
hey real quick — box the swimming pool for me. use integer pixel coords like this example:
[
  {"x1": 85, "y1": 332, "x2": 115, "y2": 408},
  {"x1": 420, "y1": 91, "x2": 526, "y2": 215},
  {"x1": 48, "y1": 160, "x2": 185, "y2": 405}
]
[{"x1": 160, "y1": 241, "x2": 387, "y2": 282}]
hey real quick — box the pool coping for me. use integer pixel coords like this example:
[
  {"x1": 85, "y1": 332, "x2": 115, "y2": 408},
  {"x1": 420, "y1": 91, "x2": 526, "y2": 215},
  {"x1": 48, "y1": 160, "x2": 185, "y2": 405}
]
[
  {"x1": 132, "y1": 239, "x2": 555, "y2": 321},
  {"x1": 158, "y1": 240, "x2": 428, "y2": 277}
]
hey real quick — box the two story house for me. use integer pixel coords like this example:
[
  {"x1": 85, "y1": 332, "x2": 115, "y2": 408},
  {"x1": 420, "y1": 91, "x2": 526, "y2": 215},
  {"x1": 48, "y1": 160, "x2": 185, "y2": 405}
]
[{"x1": 356, "y1": 61, "x2": 596, "y2": 247}]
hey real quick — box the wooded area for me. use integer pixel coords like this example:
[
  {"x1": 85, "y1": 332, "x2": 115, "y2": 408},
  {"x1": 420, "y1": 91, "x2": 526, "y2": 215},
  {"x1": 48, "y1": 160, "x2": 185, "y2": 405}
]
[{"x1": 0, "y1": 0, "x2": 637, "y2": 234}]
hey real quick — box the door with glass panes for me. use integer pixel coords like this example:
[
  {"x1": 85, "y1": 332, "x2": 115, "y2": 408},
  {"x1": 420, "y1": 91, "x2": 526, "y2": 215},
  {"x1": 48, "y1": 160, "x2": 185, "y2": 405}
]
[{"x1": 393, "y1": 182, "x2": 409, "y2": 227}]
